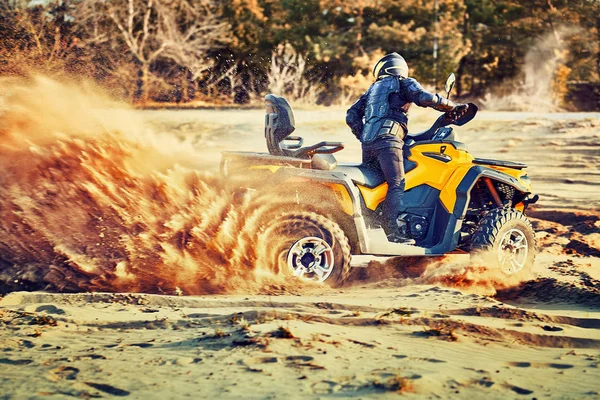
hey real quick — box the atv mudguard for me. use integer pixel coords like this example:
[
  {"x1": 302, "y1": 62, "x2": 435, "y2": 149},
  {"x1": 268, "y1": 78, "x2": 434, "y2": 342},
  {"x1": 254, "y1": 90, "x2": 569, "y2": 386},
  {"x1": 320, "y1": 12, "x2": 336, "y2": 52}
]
[{"x1": 430, "y1": 165, "x2": 533, "y2": 255}]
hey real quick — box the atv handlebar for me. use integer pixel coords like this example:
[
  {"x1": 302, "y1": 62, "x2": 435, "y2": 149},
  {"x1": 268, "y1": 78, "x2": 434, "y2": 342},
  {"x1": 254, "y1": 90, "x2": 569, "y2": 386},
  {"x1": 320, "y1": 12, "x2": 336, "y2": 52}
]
[
  {"x1": 442, "y1": 102, "x2": 478, "y2": 127},
  {"x1": 408, "y1": 102, "x2": 478, "y2": 142}
]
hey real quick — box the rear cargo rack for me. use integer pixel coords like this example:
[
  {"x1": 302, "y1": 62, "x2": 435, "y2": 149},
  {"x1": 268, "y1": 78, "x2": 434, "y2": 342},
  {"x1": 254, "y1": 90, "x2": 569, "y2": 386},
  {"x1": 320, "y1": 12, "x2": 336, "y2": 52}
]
[{"x1": 220, "y1": 151, "x2": 311, "y2": 176}]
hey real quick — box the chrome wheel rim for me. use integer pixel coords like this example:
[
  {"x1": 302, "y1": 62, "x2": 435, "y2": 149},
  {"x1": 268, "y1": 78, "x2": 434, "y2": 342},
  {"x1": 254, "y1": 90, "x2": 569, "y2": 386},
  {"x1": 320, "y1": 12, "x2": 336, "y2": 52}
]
[
  {"x1": 286, "y1": 237, "x2": 334, "y2": 282},
  {"x1": 498, "y1": 228, "x2": 528, "y2": 275}
]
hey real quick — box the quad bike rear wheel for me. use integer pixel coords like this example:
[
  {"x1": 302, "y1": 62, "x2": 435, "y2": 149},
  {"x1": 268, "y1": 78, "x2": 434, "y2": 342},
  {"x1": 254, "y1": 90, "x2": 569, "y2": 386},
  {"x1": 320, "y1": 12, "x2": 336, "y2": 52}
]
[
  {"x1": 470, "y1": 208, "x2": 536, "y2": 275},
  {"x1": 258, "y1": 212, "x2": 351, "y2": 287}
]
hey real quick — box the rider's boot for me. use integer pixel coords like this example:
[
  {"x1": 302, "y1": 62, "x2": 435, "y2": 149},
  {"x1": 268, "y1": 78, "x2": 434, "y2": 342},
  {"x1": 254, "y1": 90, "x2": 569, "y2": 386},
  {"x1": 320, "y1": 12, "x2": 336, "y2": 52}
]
[
  {"x1": 387, "y1": 231, "x2": 416, "y2": 245},
  {"x1": 386, "y1": 218, "x2": 415, "y2": 245}
]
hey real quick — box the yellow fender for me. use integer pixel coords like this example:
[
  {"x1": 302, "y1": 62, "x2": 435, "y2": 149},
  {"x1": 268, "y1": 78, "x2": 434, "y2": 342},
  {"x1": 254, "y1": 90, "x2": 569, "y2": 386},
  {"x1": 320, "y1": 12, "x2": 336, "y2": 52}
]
[{"x1": 358, "y1": 143, "x2": 475, "y2": 212}]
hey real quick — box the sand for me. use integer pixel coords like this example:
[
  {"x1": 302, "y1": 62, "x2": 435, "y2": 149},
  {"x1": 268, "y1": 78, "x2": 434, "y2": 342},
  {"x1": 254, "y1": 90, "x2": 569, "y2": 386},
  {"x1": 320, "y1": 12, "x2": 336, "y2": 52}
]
[
  {"x1": 1, "y1": 285, "x2": 598, "y2": 399},
  {"x1": 1, "y1": 101, "x2": 599, "y2": 398}
]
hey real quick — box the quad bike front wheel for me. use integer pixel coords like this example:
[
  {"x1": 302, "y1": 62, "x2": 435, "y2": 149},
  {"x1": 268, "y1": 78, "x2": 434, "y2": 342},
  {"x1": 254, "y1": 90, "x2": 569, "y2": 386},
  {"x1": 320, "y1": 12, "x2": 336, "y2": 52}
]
[
  {"x1": 258, "y1": 212, "x2": 351, "y2": 287},
  {"x1": 470, "y1": 208, "x2": 536, "y2": 275}
]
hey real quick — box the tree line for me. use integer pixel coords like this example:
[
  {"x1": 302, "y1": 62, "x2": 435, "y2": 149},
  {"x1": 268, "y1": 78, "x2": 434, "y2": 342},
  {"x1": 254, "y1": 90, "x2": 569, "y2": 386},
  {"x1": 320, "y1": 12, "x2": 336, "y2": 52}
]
[{"x1": 1, "y1": 0, "x2": 598, "y2": 108}]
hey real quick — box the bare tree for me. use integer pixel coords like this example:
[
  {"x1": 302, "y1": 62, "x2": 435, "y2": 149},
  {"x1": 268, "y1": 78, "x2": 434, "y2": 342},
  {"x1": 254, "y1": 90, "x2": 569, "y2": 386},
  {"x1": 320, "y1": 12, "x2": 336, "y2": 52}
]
[
  {"x1": 155, "y1": 0, "x2": 231, "y2": 102},
  {"x1": 99, "y1": 0, "x2": 166, "y2": 102},
  {"x1": 74, "y1": 1, "x2": 109, "y2": 47},
  {"x1": 78, "y1": 0, "x2": 230, "y2": 103},
  {"x1": 267, "y1": 43, "x2": 323, "y2": 105},
  {"x1": 0, "y1": 0, "x2": 80, "y2": 74},
  {"x1": 156, "y1": 0, "x2": 231, "y2": 81}
]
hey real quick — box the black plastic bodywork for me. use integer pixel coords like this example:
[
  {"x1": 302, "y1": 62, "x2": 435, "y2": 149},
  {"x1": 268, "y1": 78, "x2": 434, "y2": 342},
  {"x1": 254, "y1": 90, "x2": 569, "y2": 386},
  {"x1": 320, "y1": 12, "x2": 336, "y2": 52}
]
[
  {"x1": 407, "y1": 103, "x2": 478, "y2": 141},
  {"x1": 265, "y1": 94, "x2": 296, "y2": 156}
]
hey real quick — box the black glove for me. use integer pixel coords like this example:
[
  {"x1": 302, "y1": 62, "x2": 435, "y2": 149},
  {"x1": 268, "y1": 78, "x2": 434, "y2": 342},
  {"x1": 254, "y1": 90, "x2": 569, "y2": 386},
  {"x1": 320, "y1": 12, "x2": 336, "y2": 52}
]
[{"x1": 447, "y1": 104, "x2": 469, "y2": 121}]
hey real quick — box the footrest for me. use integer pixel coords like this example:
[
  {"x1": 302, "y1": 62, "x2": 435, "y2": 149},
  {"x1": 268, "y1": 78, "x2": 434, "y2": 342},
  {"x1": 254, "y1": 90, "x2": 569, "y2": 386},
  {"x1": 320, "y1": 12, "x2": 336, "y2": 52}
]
[{"x1": 364, "y1": 228, "x2": 426, "y2": 256}]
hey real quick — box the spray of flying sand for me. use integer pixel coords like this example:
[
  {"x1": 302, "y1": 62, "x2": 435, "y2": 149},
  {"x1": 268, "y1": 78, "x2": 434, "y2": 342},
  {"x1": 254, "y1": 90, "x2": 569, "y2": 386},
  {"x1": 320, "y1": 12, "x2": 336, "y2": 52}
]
[{"x1": 0, "y1": 76, "x2": 331, "y2": 295}]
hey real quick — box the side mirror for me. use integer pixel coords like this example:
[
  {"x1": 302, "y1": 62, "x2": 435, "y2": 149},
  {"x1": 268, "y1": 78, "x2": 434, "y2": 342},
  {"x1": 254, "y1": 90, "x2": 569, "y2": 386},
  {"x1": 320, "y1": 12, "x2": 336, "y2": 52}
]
[{"x1": 444, "y1": 73, "x2": 456, "y2": 99}]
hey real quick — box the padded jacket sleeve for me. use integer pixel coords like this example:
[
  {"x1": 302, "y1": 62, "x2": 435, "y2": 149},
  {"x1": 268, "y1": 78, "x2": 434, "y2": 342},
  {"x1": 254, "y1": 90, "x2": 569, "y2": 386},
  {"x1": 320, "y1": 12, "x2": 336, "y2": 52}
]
[
  {"x1": 345, "y1": 91, "x2": 368, "y2": 139},
  {"x1": 402, "y1": 78, "x2": 457, "y2": 112}
]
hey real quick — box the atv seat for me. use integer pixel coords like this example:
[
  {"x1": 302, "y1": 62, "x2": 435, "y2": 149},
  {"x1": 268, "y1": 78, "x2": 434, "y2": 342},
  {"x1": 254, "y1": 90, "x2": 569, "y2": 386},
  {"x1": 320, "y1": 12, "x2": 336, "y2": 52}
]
[{"x1": 335, "y1": 163, "x2": 385, "y2": 187}]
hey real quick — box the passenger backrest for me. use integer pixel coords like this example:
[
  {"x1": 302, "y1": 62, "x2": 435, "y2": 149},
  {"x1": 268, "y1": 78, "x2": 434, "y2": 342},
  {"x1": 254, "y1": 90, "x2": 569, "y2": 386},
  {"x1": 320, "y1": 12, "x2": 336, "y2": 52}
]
[{"x1": 265, "y1": 94, "x2": 296, "y2": 156}]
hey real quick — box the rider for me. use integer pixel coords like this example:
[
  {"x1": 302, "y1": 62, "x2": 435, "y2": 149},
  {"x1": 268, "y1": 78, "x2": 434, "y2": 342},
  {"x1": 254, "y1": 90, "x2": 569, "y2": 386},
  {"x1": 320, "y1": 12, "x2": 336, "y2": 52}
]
[{"x1": 346, "y1": 52, "x2": 467, "y2": 244}]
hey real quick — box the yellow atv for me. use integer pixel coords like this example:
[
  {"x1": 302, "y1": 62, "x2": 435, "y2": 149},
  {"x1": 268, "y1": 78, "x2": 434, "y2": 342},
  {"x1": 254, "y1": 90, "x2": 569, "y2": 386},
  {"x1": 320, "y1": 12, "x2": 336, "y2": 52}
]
[{"x1": 221, "y1": 76, "x2": 538, "y2": 286}]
